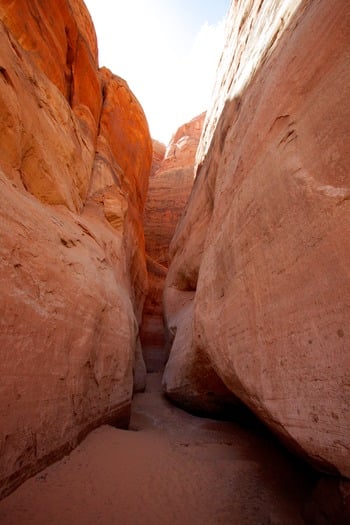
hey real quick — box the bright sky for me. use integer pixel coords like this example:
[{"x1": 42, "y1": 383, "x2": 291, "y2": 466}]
[{"x1": 83, "y1": 0, "x2": 231, "y2": 144}]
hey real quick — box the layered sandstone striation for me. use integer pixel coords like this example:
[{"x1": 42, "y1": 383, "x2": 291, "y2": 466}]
[
  {"x1": 150, "y1": 140, "x2": 166, "y2": 177},
  {"x1": 163, "y1": 0, "x2": 350, "y2": 478},
  {"x1": 141, "y1": 114, "x2": 205, "y2": 371},
  {"x1": 0, "y1": 0, "x2": 152, "y2": 498}
]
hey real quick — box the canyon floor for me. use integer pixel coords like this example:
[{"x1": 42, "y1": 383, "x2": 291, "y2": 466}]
[{"x1": 0, "y1": 373, "x2": 314, "y2": 525}]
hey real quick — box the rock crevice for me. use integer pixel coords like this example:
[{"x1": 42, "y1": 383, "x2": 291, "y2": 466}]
[{"x1": 140, "y1": 113, "x2": 205, "y2": 371}]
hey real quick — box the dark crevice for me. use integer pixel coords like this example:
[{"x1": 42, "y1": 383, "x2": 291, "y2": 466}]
[
  {"x1": 64, "y1": 26, "x2": 76, "y2": 106},
  {"x1": 0, "y1": 66, "x2": 14, "y2": 88}
]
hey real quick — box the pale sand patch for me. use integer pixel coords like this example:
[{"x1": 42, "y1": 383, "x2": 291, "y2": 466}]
[{"x1": 0, "y1": 373, "x2": 312, "y2": 524}]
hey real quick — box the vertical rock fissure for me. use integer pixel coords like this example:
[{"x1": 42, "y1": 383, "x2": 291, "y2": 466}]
[
  {"x1": 140, "y1": 113, "x2": 205, "y2": 372},
  {"x1": 64, "y1": 26, "x2": 76, "y2": 106}
]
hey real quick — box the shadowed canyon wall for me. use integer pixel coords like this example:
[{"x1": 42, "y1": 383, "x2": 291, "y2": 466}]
[
  {"x1": 163, "y1": 0, "x2": 350, "y2": 480},
  {"x1": 0, "y1": 0, "x2": 152, "y2": 498},
  {"x1": 141, "y1": 114, "x2": 205, "y2": 371}
]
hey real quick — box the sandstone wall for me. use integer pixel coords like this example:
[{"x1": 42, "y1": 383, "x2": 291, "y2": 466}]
[
  {"x1": 0, "y1": 0, "x2": 152, "y2": 498},
  {"x1": 141, "y1": 114, "x2": 204, "y2": 371},
  {"x1": 163, "y1": 0, "x2": 350, "y2": 478}
]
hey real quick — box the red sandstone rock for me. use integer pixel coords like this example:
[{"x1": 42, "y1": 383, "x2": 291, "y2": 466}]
[
  {"x1": 90, "y1": 68, "x2": 152, "y2": 319},
  {"x1": 163, "y1": 0, "x2": 350, "y2": 478},
  {"x1": 151, "y1": 140, "x2": 166, "y2": 176},
  {"x1": 0, "y1": 0, "x2": 101, "y2": 127},
  {"x1": 162, "y1": 113, "x2": 205, "y2": 174},
  {"x1": 140, "y1": 114, "x2": 205, "y2": 371},
  {"x1": 0, "y1": 0, "x2": 152, "y2": 499},
  {"x1": 303, "y1": 477, "x2": 350, "y2": 524}
]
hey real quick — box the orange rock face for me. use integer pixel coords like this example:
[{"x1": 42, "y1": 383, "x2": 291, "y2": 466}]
[
  {"x1": 150, "y1": 139, "x2": 166, "y2": 176},
  {"x1": 0, "y1": 0, "x2": 100, "y2": 126},
  {"x1": 0, "y1": 0, "x2": 152, "y2": 498},
  {"x1": 141, "y1": 114, "x2": 205, "y2": 371},
  {"x1": 163, "y1": 0, "x2": 350, "y2": 478},
  {"x1": 161, "y1": 113, "x2": 206, "y2": 176}
]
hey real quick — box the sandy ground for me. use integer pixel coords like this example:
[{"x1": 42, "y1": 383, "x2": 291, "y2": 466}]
[{"x1": 0, "y1": 373, "x2": 313, "y2": 525}]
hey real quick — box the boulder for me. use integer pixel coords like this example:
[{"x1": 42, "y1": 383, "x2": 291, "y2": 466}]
[
  {"x1": 163, "y1": 0, "x2": 350, "y2": 477},
  {"x1": 0, "y1": 0, "x2": 152, "y2": 498}
]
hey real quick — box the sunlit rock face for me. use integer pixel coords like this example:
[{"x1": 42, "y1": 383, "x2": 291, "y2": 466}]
[
  {"x1": 163, "y1": 0, "x2": 350, "y2": 477},
  {"x1": 0, "y1": 0, "x2": 152, "y2": 498},
  {"x1": 141, "y1": 114, "x2": 205, "y2": 371}
]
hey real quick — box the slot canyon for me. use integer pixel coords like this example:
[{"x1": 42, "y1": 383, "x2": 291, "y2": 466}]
[{"x1": 0, "y1": 0, "x2": 349, "y2": 524}]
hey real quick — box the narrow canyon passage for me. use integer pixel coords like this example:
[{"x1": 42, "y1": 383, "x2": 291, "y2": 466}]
[
  {"x1": 1, "y1": 1, "x2": 349, "y2": 522},
  {"x1": 0, "y1": 372, "x2": 314, "y2": 525}
]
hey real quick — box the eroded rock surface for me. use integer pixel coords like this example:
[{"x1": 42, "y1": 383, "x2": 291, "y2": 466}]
[
  {"x1": 0, "y1": 0, "x2": 152, "y2": 498},
  {"x1": 141, "y1": 114, "x2": 204, "y2": 371},
  {"x1": 163, "y1": 0, "x2": 350, "y2": 478}
]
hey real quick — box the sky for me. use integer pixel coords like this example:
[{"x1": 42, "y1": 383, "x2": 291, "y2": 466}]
[{"x1": 83, "y1": 0, "x2": 231, "y2": 144}]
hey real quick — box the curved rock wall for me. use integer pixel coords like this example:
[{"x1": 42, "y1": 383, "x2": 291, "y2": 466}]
[
  {"x1": 163, "y1": 0, "x2": 350, "y2": 478},
  {"x1": 0, "y1": 0, "x2": 152, "y2": 498}
]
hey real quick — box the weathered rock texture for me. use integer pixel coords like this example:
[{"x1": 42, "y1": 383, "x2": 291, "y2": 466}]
[
  {"x1": 0, "y1": 0, "x2": 152, "y2": 499},
  {"x1": 163, "y1": 0, "x2": 350, "y2": 478},
  {"x1": 150, "y1": 140, "x2": 166, "y2": 177},
  {"x1": 141, "y1": 114, "x2": 204, "y2": 371}
]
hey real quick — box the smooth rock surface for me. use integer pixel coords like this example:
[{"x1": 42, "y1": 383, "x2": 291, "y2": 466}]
[
  {"x1": 0, "y1": 0, "x2": 152, "y2": 498},
  {"x1": 163, "y1": 0, "x2": 350, "y2": 477},
  {"x1": 141, "y1": 114, "x2": 204, "y2": 371}
]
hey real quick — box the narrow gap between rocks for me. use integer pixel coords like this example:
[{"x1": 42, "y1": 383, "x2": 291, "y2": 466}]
[{"x1": 0, "y1": 2, "x2": 349, "y2": 524}]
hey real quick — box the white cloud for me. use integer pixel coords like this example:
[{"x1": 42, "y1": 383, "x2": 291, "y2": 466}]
[
  {"x1": 84, "y1": 1, "x2": 226, "y2": 144},
  {"x1": 177, "y1": 20, "x2": 226, "y2": 126}
]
